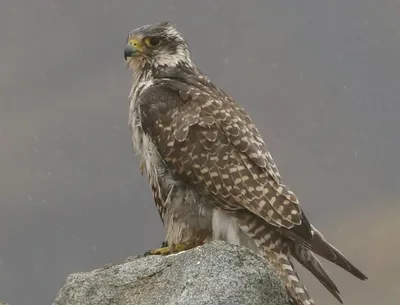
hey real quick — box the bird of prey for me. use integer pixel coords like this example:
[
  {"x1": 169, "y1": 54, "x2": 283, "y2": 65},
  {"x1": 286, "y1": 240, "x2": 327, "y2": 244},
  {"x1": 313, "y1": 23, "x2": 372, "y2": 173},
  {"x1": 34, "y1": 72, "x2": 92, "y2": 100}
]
[{"x1": 123, "y1": 21, "x2": 367, "y2": 305}]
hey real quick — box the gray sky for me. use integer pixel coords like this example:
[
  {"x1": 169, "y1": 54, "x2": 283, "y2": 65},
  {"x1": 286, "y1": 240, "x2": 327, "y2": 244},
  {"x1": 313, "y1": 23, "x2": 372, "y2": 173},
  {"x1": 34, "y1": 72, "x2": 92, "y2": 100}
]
[{"x1": 0, "y1": 1, "x2": 399, "y2": 304}]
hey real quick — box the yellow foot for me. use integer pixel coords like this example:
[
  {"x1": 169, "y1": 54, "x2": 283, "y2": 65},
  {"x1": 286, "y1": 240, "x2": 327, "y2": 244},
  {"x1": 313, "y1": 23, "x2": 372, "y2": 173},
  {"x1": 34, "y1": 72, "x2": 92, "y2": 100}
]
[
  {"x1": 143, "y1": 240, "x2": 201, "y2": 257},
  {"x1": 143, "y1": 246, "x2": 172, "y2": 256}
]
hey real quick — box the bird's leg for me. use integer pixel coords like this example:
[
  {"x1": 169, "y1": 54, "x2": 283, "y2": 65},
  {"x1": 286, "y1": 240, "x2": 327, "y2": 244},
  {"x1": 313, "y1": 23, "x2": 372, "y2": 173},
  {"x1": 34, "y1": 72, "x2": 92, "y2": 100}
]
[{"x1": 142, "y1": 239, "x2": 204, "y2": 257}]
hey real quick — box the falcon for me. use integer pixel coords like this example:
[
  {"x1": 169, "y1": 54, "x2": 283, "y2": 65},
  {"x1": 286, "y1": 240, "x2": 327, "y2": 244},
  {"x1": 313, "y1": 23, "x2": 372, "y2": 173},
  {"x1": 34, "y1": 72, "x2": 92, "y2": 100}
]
[{"x1": 123, "y1": 21, "x2": 367, "y2": 305}]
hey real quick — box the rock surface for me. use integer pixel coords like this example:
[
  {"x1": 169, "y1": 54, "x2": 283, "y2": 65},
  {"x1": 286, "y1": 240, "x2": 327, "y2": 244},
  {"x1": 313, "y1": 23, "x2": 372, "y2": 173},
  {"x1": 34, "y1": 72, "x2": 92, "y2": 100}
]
[{"x1": 53, "y1": 241, "x2": 290, "y2": 305}]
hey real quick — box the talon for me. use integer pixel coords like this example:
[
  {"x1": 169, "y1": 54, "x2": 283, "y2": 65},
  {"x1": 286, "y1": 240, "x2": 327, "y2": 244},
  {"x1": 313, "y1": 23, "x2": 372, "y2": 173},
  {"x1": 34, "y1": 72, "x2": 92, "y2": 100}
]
[
  {"x1": 170, "y1": 240, "x2": 203, "y2": 254},
  {"x1": 170, "y1": 243, "x2": 189, "y2": 253},
  {"x1": 143, "y1": 246, "x2": 171, "y2": 256},
  {"x1": 142, "y1": 240, "x2": 205, "y2": 257}
]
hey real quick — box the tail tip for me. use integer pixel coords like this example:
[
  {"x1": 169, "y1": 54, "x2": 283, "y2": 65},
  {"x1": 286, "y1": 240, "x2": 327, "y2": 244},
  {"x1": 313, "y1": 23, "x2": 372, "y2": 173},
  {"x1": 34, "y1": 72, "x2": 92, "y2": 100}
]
[{"x1": 352, "y1": 267, "x2": 368, "y2": 281}]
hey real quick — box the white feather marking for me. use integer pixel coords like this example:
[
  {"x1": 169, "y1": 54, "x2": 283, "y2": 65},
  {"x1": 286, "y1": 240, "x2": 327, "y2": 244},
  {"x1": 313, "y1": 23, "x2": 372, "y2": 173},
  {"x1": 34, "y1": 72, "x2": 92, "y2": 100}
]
[
  {"x1": 288, "y1": 274, "x2": 299, "y2": 282},
  {"x1": 129, "y1": 80, "x2": 160, "y2": 176},
  {"x1": 282, "y1": 263, "x2": 293, "y2": 271},
  {"x1": 153, "y1": 47, "x2": 191, "y2": 68},
  {"x1": 128, "y1": 77, "x2": 168, "y2": 217},
  {"x1": 212, "y1": 209, "x2": 241, "y2": 245},
  {"x1": 253, "y1": 224, "x2": 265, "y2": 235},
  {"x1": 295, "y1": 287, "x2": 305, "y2": 294}
]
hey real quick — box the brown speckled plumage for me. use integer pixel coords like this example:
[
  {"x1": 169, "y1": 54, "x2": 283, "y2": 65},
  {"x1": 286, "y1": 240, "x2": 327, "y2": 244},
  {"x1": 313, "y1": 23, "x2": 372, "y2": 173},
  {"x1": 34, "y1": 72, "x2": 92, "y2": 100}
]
[{"x1": 124, "y1": 22, "x2": 367, "y2": 305}]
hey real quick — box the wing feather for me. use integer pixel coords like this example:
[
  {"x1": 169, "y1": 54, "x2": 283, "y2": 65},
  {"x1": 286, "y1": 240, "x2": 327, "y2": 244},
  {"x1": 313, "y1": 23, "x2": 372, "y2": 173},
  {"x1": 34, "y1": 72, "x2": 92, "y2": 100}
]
[{"x1": 139, "y1": 75, "x2": 312, "y2": 240}]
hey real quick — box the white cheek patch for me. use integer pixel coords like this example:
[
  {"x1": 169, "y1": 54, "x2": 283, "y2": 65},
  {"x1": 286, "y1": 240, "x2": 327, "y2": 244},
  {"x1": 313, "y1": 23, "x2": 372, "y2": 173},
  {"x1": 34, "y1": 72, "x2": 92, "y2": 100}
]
[{"x1": 153, "y1": 46, "x2": 192, "y2": 68}]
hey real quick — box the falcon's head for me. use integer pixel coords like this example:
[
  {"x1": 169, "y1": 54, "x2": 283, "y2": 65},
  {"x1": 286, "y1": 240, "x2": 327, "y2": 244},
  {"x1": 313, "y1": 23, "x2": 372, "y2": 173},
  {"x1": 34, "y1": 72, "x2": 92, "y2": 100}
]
[{"x1": 124, "y1": 21, "x2": 192, "y2": 71}]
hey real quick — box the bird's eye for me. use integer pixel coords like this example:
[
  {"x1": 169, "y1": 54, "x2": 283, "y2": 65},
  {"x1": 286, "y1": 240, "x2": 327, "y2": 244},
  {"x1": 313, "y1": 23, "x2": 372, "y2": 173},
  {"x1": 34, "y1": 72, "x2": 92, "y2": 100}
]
[{"x1": 145, "y1": 37, "x2": 161, "y2": 47}]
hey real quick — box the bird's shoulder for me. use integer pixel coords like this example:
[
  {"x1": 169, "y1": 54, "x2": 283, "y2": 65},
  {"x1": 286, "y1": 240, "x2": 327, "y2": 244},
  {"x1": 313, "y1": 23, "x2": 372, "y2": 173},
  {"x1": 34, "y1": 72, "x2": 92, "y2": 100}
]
[
  {"x1": 139, "y1": 69, "x2": 313, "y2": 239},
  {"x1": 139, "y1": 68, "x2": 284, "y2": 184}
]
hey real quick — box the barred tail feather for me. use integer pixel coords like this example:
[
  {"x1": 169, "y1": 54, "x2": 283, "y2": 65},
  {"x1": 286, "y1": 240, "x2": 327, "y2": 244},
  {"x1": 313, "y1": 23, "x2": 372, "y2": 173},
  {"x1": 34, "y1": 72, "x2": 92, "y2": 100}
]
[
  {"x1": 308, "y1": 225, "x2": 368, "y2": 281},
  {"x1": 239, "y1": 216, "x2": 315, "y2": 305},
  {"x1": 269, "y1": 250, "x2": 315, "y2": 305},
  {"x1": 292, "y1": 243, "x2": 342, "y2": 303}
]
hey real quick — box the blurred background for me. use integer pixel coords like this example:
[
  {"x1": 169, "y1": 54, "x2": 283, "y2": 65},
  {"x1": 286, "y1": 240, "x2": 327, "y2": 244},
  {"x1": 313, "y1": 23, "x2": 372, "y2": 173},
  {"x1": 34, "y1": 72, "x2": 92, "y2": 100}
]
[{"x1": 0, "y1": 0, "x2": 399, "y2": 304}]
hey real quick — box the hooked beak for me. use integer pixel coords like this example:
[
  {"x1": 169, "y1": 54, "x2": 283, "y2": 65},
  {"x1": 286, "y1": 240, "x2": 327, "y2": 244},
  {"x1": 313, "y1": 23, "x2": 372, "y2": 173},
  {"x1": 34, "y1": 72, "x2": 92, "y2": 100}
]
[{"x1": 124, "y1": 44, "x2": 138, "y2": 60}]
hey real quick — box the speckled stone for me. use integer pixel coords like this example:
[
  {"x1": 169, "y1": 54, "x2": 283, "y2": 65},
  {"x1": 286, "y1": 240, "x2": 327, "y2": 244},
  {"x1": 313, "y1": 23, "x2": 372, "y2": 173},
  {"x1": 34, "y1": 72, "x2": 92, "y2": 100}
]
[{"x1": 53, "y1": 241, "x2": 290, "y2": 305}]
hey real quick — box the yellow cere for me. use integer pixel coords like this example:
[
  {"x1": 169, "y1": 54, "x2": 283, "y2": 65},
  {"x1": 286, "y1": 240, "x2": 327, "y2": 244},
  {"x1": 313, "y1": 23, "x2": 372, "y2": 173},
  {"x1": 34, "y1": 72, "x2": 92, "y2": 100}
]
[{"x1": 128, "y1": 38, "x2": 143, "y2": 52}]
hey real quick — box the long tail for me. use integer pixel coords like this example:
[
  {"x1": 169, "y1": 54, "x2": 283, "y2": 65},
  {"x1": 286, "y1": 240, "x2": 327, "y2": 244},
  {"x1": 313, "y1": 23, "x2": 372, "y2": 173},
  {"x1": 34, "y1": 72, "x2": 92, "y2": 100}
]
[
  {"x1": 239, "y1": 216, "x2": 315, "y2": 305},
  {"x1": 305, "y1": 225, "x2": 368, "y2": 281},
  {"x1": 292, "y1": 243, "x2": 342, "y2": 303},
  {"x1": 269, "y1": 249, "x2": 315, "y2": 305},
  {"x1": 238, "y1": 214, "x2": 367, "y2": 304}
]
